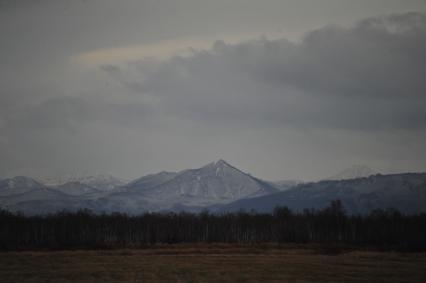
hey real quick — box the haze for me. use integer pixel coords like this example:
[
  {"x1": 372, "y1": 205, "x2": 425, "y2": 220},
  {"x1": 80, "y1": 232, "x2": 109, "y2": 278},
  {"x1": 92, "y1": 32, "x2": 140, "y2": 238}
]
[{"x1": 1, "y1": 0, "x2": 426, "y2": 181}]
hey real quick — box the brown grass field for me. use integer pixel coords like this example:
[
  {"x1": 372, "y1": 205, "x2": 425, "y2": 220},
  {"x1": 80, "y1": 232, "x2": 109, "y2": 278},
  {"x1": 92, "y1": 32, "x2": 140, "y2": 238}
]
[{"x1": 0, "y1": 244, "x2": 425, "y2": 282}]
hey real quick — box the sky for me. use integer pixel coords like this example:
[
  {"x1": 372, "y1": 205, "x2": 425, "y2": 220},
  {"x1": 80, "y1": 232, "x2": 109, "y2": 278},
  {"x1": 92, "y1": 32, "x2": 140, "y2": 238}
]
[{"x1": 1, "y1": 0, "x2": 426, "y2": 181}]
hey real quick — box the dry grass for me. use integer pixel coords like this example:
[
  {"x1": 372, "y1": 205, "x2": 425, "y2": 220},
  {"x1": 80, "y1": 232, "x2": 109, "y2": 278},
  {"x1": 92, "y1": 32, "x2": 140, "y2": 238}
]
[{"x1": 0, "y1": 244, "x2": 425, "y2": 282}]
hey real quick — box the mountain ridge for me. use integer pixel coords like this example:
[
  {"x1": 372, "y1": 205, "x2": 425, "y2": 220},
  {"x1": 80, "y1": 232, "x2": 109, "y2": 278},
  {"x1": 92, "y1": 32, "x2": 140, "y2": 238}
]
[
  {"x1": 217, "y1": 172, "x2": 426, "y2": 214},
  {"x1": 1, "y1": 162, "x2": 425, "y2": 215}
]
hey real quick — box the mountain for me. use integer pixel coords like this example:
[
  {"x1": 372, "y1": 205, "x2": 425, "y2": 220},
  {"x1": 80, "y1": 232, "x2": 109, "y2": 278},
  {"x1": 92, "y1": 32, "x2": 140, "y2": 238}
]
[
  {"x1": 53, "y1": 182, "x2": 102, "y2": 196},
  {"x1": 123, "y1": 171, "x2": 179, "y2": 192},
  {"x1": 325, "y1": 165, "x2": 377, "y2": 181},
  {"x1": 40, "y1": 174, "x2": 124, "y2": 191},
  {"x1": 138, "y1": 159, "x2": 278, "y2": 205},
  {"x1": 104, "y1": 159, "x2": 279, "y2": 212},
  {"x1": 0, "y1": 160, "x2": 279, "y2": 215},
  {"x1": 2, "y1": 162, "x2": 425, "y2": 216},
  {"x1": 71, "y1": 174, "x2": 125, "y2": 191},
  {"x1": 0, "y1": 176, "x2": 46, "y2": 197},
  {"x1": 0, "y1": 176, "x2": 82, "y2": 214},
  {"x1": 1, "y1": 187, "x2": 70, "y2": 207},
  {"x1": 216, "y1": 173, "x2": 426, "y2": 215}
]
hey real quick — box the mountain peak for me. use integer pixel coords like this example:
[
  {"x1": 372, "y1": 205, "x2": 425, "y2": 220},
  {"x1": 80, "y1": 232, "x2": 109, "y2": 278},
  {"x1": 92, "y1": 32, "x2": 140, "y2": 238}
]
[
  {"x1": 203, "y1": 159, "x2": 232, "y2": 168},
  {"x1": 215, "y1": 159, "x2": 231, "y2": 167},
  {"x1": 122, "y1": 159, "x2": 278, "y2": 208},
  {"x1": 200, "y1": 159, "x2": 236, "y2": 174}
]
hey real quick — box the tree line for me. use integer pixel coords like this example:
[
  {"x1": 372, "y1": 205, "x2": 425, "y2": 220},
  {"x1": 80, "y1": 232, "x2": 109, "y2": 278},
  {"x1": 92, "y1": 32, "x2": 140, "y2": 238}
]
[{"x1": 1, "y1": 200, "x2": 425, "y2": 250}]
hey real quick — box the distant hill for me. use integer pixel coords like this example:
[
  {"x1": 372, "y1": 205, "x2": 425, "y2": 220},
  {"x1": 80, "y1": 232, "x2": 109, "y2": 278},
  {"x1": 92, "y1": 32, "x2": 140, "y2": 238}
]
[
  {"x1": 100, "y1": 159, "x2": 279, "y2": 213},
  {"x1": 1, "y1": 163, "x2": 425, "y2": 215},
  {"x1": 53, "y1": 182, "x2": 102, "y2": 196},
  {"x1": 217, "y1": 173, "x2": 426, "y2": 215},
  {"x1": 39, "y1": 174, "x2": 124, "y2": 191},
  {"x1": 0, "y1": 176, "x2": 46, "y2": 197},
  {"x1": 0, "y1": 160, "x2": 278, "y2": 214}
]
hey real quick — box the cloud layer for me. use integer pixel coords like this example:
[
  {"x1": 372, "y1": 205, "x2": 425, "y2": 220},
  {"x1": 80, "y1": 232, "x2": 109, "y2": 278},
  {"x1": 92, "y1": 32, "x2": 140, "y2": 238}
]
[
  {"x1": 1, "y1": 9, "x2": 426, "y2": 180},
  {"x1": 102, "y1": 12, "x2": 426, "y2": 132}
]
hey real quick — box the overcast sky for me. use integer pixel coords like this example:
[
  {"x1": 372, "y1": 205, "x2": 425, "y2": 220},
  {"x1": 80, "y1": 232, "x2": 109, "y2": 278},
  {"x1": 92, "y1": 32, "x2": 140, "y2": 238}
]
[{"x1": 1, "y1": 0, "x2": 426, "y2": 181}]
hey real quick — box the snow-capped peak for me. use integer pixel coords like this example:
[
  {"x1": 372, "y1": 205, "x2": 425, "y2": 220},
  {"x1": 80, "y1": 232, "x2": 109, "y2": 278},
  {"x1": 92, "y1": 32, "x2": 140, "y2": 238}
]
[
  {"x1": 215, "y1": 159, "x2": 228, "y2": 166},
  {"x1": 124, "y1": 159, "x2": 278, "y2": 207},
  {"x1": 202, "y1": 159, "x2": 233, "y2": 170}
]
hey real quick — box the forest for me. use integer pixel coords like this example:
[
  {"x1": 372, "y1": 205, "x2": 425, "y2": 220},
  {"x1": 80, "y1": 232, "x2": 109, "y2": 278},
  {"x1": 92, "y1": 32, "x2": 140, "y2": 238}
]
[{"x1": 1, "y1": 200, "x2": 426, "y2": 251}]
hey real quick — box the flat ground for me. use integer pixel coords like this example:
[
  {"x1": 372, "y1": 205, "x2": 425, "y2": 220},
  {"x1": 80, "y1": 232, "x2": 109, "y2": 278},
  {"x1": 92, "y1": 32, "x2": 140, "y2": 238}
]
[{"x1": 0, "y1": 244, "x2": 425, "y2": 282}]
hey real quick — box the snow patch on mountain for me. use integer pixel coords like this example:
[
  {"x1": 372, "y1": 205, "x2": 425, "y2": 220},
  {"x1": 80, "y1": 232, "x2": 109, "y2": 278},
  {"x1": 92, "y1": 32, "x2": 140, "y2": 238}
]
[
  {"x1": 124, "y1": 171, "x2": 179, "y2": 191},
  {"x1": 325, "y1": 165, "x2": 377, "y2": 181},
  {"x1": 39, "y1": 174, "x2": 124, "y2": 191},
  {"x1": 123, "y1": 159, "x2": 279, "y2": 208}
]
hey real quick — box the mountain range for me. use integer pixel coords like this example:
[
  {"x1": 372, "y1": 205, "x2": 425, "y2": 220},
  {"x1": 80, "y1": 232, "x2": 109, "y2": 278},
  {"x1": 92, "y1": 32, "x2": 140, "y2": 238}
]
[
  {"x1": 218, "y1": 173, "x2": 426, "y2": 215},
  {"x1": 1, "y1": 160, "x2": 425, "y2": 215}
]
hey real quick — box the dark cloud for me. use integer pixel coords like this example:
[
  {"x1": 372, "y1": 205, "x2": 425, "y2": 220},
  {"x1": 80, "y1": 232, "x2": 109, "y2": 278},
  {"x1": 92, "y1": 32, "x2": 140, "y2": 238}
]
[{"x1": 109, "y1": 12, "x2": 426, "y2": 131}]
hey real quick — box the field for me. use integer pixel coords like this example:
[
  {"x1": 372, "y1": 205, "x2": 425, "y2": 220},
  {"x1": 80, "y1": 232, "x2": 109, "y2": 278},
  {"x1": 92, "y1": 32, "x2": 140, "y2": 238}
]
[{"x1": 0, "y1": 244, "x2": 425, "y2": 283}]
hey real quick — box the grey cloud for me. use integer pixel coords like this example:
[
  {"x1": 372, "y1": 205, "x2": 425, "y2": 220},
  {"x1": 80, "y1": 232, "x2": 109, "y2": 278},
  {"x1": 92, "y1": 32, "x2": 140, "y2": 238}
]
[
  {"x1": 3, "y1": 96, "x2": 156, "y2": 133},
  {"x1": 100, "y1": 65, "x2": 121, "y2": 76},
  {"x1": 110, "y1": 12, "x2": 426, "y2": 131}
]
